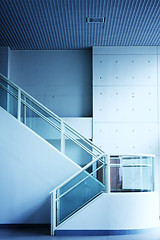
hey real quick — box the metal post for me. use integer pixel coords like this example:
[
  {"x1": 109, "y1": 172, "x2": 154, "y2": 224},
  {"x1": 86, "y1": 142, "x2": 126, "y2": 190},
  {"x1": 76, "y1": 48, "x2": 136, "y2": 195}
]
[
  {"x1": 51, "y1": 191, "x2": 57, "y2": 236},
  {"x1": 61, "y1": 121, "x2": 65, "y2": 154},
  {"x1": 57, "y1": 189, "x2": 60, "y2": 225},
  {"x1": 104, "y1": 155, "x2": 110, "y2": 193},
  {"x1": 17, "y1": 88, "x2": 21, "y2": 121},
  {"x1": 153, "y1": 156, "x2": 156, "y2": 192},
  {"x1": 23, "y1": 95, "x2": 26, "y2": 125}
]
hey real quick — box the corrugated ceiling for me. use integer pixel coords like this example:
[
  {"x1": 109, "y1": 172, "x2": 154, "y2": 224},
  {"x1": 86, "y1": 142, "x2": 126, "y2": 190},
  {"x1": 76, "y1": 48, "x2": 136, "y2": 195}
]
[{"x1": 0, "y1": 0, "x2": 160, "y2": 50}]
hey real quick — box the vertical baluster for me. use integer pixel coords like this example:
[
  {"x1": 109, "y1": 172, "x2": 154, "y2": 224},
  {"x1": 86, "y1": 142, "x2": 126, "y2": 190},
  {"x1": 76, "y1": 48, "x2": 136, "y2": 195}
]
[
  {"x1": 61, "y1": 121, "x2": 65, "y2": 154},
  {"x1": 104, "y1": 155, "x2": 110, "y2": 193},
  {"x1": 153, "y1": 156, "x2": 156, "y2": 191},
  {"x1": 51, "y1": 190, "x2": 57, "y2": 236},
  {"x1": 17, "y1": 88, "x2": 21, "y2": 121},
  {"x1": 57, "y1": 189, "x2": 60, "y2": 225},
  {"x1": 23, "y1": 95, "x2": 26, "y2": 124}
]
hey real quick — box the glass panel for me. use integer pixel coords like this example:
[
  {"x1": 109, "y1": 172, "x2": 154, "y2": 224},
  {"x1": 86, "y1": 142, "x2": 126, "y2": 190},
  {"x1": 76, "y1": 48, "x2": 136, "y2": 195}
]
[
  {"x1": 7, "y1": 93, "x2": 18, "y2": 118},
  {"x1": 64, "y1": 135, "x2": 92, "y2": 167},
  {"x1": 0, "y1": 83, "x2": 8, "y2": 111},
  {"x1": 0, "y1": 78, "x2": 18, "y2": 117},
  {"x1": 110, "y1": 156, "x2": 153, "y2": 192},
  {"x1": 65, "y1": 125, "x2": 101, "y2": 158},
  {"x1": 25, "y1": 105, "x2": 61, "y2": 151},
  {"x1": 57, "y1": 159, "x2": 105, "y2": 224}
]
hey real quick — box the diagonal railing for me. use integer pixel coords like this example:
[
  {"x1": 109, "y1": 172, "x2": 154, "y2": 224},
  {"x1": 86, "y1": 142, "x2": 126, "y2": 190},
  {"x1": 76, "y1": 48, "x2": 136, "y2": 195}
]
[
  {"x1": 0, "y1": 73, "x2": 104, "y2": 164},
  {"x1": 50, "y1": 153, "x2": 109, "y2": 235},
  {"x1": 0, "y1": 73, "x2": 109, "y2": 235}
]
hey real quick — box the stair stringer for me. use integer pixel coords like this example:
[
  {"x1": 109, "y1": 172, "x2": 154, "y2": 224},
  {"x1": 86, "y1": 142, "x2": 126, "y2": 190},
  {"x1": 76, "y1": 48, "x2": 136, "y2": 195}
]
[{"x1": 0, "y1": 106, "x2": 81, "y2": 224}]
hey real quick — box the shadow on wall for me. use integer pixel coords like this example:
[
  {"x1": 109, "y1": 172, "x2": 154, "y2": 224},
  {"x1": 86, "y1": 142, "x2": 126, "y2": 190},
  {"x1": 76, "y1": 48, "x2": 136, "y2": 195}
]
[
  {"x1": 23, "y1": 197, "x2": 50, "y2": 224},
  {"x1": 3, "y1": 198, "x2": 51, "y2": 236}
]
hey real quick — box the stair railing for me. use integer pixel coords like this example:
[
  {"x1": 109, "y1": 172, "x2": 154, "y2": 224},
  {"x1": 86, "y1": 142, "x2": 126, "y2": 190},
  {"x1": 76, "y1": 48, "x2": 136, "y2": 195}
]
[
  {"x1": 0, "y1": 73, "x2": 104, "y2": 162},
  {"x1": 50, "y1": 153, "x2": 109, "y2": 235}
]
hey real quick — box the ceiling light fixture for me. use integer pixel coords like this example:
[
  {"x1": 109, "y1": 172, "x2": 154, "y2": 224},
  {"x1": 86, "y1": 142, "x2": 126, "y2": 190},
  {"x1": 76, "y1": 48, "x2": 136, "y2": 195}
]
[{"x1": 86, "y1": 17, "x2": 105, "y2": 23}]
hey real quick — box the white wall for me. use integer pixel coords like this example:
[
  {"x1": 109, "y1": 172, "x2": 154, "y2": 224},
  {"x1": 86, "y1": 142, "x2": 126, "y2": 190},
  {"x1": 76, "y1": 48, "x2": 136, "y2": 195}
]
[
  {"x1": 58, "y1": 192, "x2": 159, "y2": 230},
  {"x1": 9, "y1": 50, "x2": 92, "y2": 117},
  {"x1": 0, "y1": 107, "x2": 81, "y2": 224}
]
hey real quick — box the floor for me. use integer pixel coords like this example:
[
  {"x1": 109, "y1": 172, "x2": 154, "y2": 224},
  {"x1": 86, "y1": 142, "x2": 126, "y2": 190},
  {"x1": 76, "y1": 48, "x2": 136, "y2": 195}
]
[{"x1": 1, "y1": 225, "x2": 160, "y2": 240}]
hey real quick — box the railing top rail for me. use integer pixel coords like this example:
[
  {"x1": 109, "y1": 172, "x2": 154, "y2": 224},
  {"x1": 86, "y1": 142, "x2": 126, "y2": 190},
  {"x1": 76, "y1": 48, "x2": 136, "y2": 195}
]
[
  {"x1": 110, "y1": 154, "x2": 156, "y2": 158},
  {"x1": 50, "y1": 153, "x2": 107, "y2": 194},
  {"x1": 0, "y1": 73, "x2": 104, "y2": 155}
]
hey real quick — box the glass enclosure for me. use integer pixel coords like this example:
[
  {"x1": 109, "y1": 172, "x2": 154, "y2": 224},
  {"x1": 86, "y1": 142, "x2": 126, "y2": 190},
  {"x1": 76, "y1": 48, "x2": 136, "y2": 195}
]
[{"x1": 110, "y1": 155, "x2": 154, "y2": 192}]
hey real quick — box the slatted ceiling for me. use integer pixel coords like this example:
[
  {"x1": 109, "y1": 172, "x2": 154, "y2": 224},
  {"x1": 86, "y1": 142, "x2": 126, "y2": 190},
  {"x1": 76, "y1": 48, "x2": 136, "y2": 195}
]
[{"x1": 0, "y1": 0, "x2": 160, "y2": 50}]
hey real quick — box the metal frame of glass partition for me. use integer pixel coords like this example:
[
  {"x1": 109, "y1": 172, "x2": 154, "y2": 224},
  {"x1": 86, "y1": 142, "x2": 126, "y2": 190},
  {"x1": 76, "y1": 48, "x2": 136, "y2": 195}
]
[{"x1": 110, "y1": 155, "x2": 155, "y2": 192}]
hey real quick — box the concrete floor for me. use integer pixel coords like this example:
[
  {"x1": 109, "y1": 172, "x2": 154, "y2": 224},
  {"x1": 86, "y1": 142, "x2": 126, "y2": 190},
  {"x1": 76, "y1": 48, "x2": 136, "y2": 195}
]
[{"x1": 1, "y1": 225, "x2": 160, "y2": 240}]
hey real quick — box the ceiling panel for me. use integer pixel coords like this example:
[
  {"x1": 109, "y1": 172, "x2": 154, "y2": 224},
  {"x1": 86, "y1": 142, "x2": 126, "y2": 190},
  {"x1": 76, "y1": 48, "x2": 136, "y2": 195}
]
[{"x1": 0, "y1": 0, "x2": 160, "y2": 50}]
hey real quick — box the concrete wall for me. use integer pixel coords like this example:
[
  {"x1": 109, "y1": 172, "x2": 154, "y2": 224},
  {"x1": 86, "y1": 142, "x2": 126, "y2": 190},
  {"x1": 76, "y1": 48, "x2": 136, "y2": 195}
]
[
  {"x1": 9, "y1": 50, "x2": 92, "y2": 117},
  {"x1": 58, "y1": 192, "x2": 159, "y2": 230},
  {"x1": 0, "y1": 47, "x2": 9, "y2": 77},
  {"x1": 93, "y1": 46, "x2": 158, "y2": 155},
  {"x1": 92, "y1": 46, "x2": 160, "y2": 214},
  {"x1": 0, "y1": 107, "x2": 81, "y2": 224},
  {"x1": 0, "y1": 47, "x2": 10, "y2": 110}
]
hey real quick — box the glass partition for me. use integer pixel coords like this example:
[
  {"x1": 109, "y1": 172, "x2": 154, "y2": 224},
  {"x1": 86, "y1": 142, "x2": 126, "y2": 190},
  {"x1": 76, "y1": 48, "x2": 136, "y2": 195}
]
[{"x1": 110, "y1": 155, "x2": 154, "y2": 192}]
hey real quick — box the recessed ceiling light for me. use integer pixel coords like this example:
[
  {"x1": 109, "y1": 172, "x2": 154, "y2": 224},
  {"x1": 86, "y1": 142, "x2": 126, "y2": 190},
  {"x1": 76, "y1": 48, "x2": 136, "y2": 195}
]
[{"x1": 86, "y1": 17, "x2": 105, "y2": 23}]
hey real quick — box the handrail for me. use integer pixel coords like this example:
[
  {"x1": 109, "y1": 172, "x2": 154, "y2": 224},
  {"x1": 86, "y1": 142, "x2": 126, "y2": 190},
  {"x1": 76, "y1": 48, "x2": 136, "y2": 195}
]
[
  {"x1": 50, "y1": 153, "x2": 106, "y2": 194},
  {"x1": 56, "y1": 163, "x2": 105, "y2": 201},
  {"x1": 110, "y1": 154, "x2": 155, "y2": 158},
  {"x1": 110, "y1": 164, "x2": 152, "y2": 167},
  {"x1": 0, "y1": 73, "x2": 104, "y2": 155},
  {"x1": 0, "y1": 81, "x2": 99, "y2": 157},
  {"x1": 0, "y1": 82, "x2": 61, "y2": 132}
]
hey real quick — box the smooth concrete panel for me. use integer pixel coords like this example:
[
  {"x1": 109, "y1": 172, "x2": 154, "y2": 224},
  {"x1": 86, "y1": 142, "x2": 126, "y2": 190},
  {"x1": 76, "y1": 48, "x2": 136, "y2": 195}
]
[
  {"x1": 0, "y1": 107, "x2": 81, "y2": 224},
  {"x1": 157, "y1": 55, "x2": 160, "y2": 85},
  {"x1": 93, "y1": 86, "x2": 158, "y2": 123},
  {"x1": 0, "y1": 47, "x2": 9, "y2": 55},
  {"x1": 9, "y1": 50, "x2": 92, "y2": 117},
  {"x1": 93, "y1": 54, "x2": 157, "y2": 86},
  {"x1": 58, "y1": 192, "x2": 159, "y2": 230},
  {"x1": 157, "y1": 46, "x2": 160, "y2": 55},
  {"x1": 93, "y1": 123, "x2": 158, "y2": 155},
  {"x1": 0, "y1": 47, "x2": 9, "y2": 77},
  {"x1": 93, "y1": 46, "x2": 157, "y2": 55}
]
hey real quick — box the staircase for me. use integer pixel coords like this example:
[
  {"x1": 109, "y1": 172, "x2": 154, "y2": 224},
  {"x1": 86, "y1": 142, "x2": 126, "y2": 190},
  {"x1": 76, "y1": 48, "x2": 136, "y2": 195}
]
[
  {"x1": 0, "y1": 73, "x2": 109, "y2": 235},
  {"x1": 0, "y1": 73, "x2": 155, "y2": 235}
]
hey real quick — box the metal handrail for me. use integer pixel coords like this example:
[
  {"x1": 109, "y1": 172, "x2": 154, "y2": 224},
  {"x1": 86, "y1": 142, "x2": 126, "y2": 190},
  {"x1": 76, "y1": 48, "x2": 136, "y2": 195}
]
[
  {"x1": 50, "y1": 153, "x2": 106, "y2": 194},
  {"x1": 0, "y1": 81, "x2": 99, "y2": 157},
  {"x1": 56, "y1": 163, "x2": 105, "y2": 201},
  {"x1": 0, "y1": 73, "x2": 104, "y2": 156},
  {"x1": 110, "y1": 154, "x2": 155, "y2": 158}
]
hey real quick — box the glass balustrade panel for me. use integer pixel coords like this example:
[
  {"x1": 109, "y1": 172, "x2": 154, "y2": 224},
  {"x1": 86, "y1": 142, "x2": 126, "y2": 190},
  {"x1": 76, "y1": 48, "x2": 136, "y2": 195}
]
[
  {"x1": 24, "y1": 102, "x2": 61, "y2": 151},
  {"x1": 64, "y1": 135, "x2": 93, "y2": 167},
  {"x1": 57, "y1": 160, "x2": 105, "y2": 225},
  {"x1": 65, "y1": 126, "x2": 101, "y2": 158}
]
